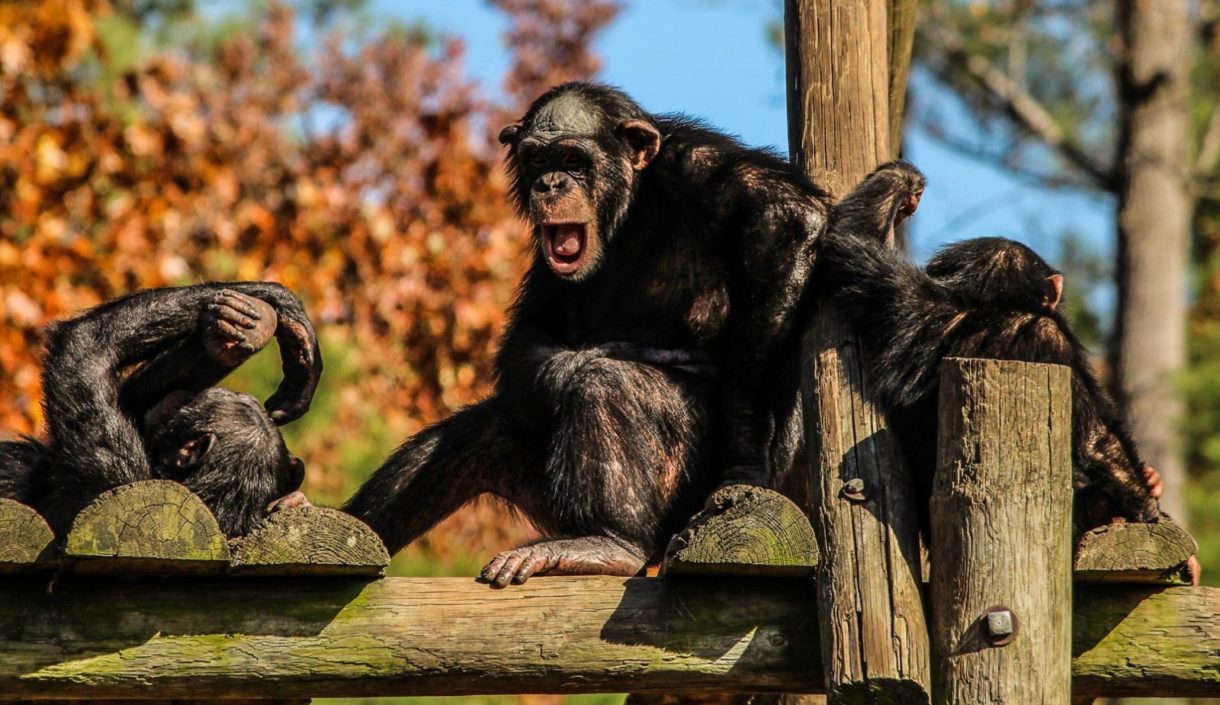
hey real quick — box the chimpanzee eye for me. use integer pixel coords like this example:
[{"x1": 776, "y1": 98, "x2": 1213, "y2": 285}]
[
  {"x1": 562, "y1": 153, "x2": 586, "y2": 169},
  {"x1": 529, "y1": 152, "x2": 548, "y2": 168}
]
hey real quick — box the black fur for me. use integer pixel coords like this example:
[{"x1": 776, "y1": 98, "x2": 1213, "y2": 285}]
[
  {"x1": 817, "y1": 161, "x2": 1159, "y2": 533},
  {"x1": 345, "y1": 82, "x2": 829, "y2": 584},
  {"x1": 0, "y1": 282, "x2": 321, "y2": 537}
]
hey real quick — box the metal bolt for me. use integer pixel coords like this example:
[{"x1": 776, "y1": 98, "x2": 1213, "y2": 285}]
[
  {"x1": 841, "y1": 478, "x2": 867, "y2": 503},
  {"x1": 981, "y1": 606, "x2": 1018, "y2": 647}
]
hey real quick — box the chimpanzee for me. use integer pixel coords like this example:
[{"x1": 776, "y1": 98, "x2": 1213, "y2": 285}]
[
  {"x1": 344, "y1": 82, "x2": 829, "y2": 586},
  {"x1": 0, "y1": 282, "x2": 322, "y2": 537},
  {"x1": 816, "y1": 160, "x2": 1161, "y2": 533}
]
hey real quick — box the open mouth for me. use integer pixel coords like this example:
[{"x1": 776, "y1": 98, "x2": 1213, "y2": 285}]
[{"x1": 541, "y1": 223, "x2": 589, "y2": 276}]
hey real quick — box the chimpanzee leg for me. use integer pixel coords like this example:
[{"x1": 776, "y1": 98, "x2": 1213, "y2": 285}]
[
  {"x1": 480, "y1": 351, "x2": 716, "y2": 587},
  {"x1": 343, "y1": 399, "x2": 543, "y2": 555}
]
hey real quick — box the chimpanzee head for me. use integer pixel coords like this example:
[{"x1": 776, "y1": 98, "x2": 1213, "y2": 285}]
[
  {"x1": 498, "y1": 82, "x2": 662, "y2": 281},
  {"x1": 925, "y1": 237, "x2": 1064, "y2": 313},
  {"x1": 143, "y1": 387, "x2": 305, "y2": 537}
]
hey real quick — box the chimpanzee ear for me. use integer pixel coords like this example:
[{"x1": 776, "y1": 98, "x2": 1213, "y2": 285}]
[
  {"x1": 1043, "y1": 274, "x2": 1064, "y2": 311},
  {"x1": 288, "y1": 455, "x2": 306, "y2": 489},
  {"x1": 176, "y1": 433, "x2": 216, "y2": 472},
  {"x1": 498, "y1": 123, "x2": 522, "y2": 145},
  {"x1": 617, "y1": 119, "x2": 661, "y2": 171}
]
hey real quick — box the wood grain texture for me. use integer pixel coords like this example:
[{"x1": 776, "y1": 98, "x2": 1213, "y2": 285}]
[
  {"x1": 0, "y1": 499, "x2": 54, "y2": 571},
  {"x1": 662, "y1": 485, "x2": 816, "y2": 578},
  {"x1": 0, "y1": 575, "x2": 1214, "y2": 699},
  {"x1": 229, "y1": 506, "x2": 389, "y2": 576},
  {"x1": 931, "y1": 359, "x2": 1073, "y2": 705},
  {"x1": 1074, "y1": 517, "x2": 1197, "y2": 584},
  {"x1": 0, "y1": 575, "x2": 821, "y2": 699},
  {"x1": 62, "y1": 480, "x2": 230, "y2": 574},
  {"x1": 801, "y1": 310, "x2": 931, "y2": 704},
  {"x1": 1073, "y1": 585, "x2": 1220, "y2": 698}
]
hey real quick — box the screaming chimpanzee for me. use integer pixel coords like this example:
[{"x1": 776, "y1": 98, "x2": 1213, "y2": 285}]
[
  {"x1": 816, "y1": 161, "x2": 1161, "y2": 533},
  {"x1": 0, "y1": 283, "x2": 322, "y2": 537},
  {"x1": 345, "y1": 82, "x2": 829, "y2": 585}
]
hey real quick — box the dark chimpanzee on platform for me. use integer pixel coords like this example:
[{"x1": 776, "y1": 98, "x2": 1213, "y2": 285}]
[
  {"x1": 344, "y1": 82, "x2": 830, "y2": 585},
  {"x1": 0, "y1": 283, "x2": 322, "y2": 537},
  {"x1": 816, "y1": 160, "x2": 1161, "y2": 533}
]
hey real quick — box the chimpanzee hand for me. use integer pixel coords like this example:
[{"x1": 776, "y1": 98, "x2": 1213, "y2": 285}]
[
  {"x1": 478, "y1": 536, "x2": 647, "y2": 588},
  {"x1": 264, "y1": 310, "x2": 322, "y2": 425},
  {"x1": 202, "y1": 290, "x2": 278, "y2": 367}
]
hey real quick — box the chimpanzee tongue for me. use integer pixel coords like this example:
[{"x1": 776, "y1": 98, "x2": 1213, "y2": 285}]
[{"x1": 552, "y1": 225, "x2": 583, "y2": 258}]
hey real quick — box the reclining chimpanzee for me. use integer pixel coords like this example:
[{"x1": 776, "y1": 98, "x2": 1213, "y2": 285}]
[
  {"x1": 816, "y1": 160, "x2": 1163, "y2": 535},
  {"x1": 0, "y1": 282, "x2": 322, "y2": 537}
]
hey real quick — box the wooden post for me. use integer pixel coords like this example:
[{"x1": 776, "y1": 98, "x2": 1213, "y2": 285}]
[
  {"x1": 931, "y1": 359, "x2": 1073, "y2": 704},
  {"x1": 786, "y1": 1, "x2": 930, "y2": 702}
]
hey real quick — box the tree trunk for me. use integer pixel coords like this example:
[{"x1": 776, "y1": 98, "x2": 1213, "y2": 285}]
[{"x1": 1112, "y1": 0, "x2": 1193, "y2": 524}]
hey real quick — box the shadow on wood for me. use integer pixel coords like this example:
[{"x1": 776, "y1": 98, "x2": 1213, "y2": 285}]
[{"x1": 0, "y1": 499, "x2": 54, "y2": 571}]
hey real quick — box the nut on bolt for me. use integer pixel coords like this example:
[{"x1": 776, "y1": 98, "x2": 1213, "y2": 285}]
[
  {"x1": 982, "y1": 606, "x2": 1018, "y2": 646},
  {"x1": 841, "y1": 478, "x2": 867, "y2": 502}
]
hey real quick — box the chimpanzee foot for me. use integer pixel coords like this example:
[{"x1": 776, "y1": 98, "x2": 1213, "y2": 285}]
[
  {"x1": 203, "y1": 290, "x2": 278, "y2": 367},
  {"x1": 479, "y1": 536, "x2": 647, "y2": 588}
]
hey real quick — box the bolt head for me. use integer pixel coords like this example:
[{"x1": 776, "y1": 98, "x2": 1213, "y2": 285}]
[
  {"x1": 985, "y1": 610, "x2": 1014, "y2": 637},
  {"x1": 841, "y1": 478, "x2": 867, "y2": 502}
]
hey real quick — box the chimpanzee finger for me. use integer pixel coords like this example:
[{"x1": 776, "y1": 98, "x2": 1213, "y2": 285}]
[
  {"x1": 492, "y1": 554, "x2": 527, "y2": 588},
  {"x1": 1142, "y1": 465, "x2": 1163, "y2": 499},
  {"x1": 265, "y1": 317, "x2": 322, "y2": 424},
  {"x1": 214, "y1": 290, "x2": 263, "y2": 320},
  {"x1": 480, "y1": 554, "x2": 510, "y2": 583},
  {"x1": 513, "y1": 553, "x2": 549, "y2": 584}
]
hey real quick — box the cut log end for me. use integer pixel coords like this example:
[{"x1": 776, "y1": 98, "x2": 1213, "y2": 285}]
[
  {"x1": 662, "y1": 485, "x2": 816, "y2": 578},
  {"x1": 1075, "y1": 518, "x2": 1198, "y2": 585},
  {"x1": 0, "y1": 498, "x2": 55, "y2": 570},
  {"x1": 62, "y1": 480, "x2": 230, "y2": 574},
  {"x1": 229, "y1": 506, "x2": 389, "y2": 576}
]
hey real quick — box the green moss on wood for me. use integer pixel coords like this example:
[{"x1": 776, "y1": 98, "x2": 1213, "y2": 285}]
[
  {"x1": 0, "y1": 498, "x2": 54, "y2": 570},
  {"x1": 229, "y1": 506, "x2": 388, "y2": 576}
]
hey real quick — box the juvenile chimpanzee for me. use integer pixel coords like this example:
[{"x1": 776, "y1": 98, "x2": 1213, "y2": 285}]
[
  {"x1": 816, "y1": 161, "x2": 1160, "y2": 532},
  {"x1": 0, "y1": 282, "x2": 322, "y2": 537},
  {"x1": 345, "y1": 82, "x2": 829, "y2": 585}
]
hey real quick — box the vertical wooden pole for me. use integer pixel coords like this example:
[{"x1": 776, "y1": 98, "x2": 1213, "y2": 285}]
[
  {"x1": 787, "y1": 1, "x2": 929, "y2": 703},
  {"x1": 931, "y1": 359, "x2": 1073, "y2": 704}
]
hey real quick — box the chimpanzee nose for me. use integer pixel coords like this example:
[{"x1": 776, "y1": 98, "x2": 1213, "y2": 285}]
[{"x1": 533, "y1": 172, "x2": 573, "y2": 193}]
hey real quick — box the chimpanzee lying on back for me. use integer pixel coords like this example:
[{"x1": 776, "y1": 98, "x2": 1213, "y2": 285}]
[
  {"x1": 816, "y1": 161, "x2": 1161, "y2": 533},
  {"x1": 0, "y1": 283, "x2": 322, "y2": 537}
]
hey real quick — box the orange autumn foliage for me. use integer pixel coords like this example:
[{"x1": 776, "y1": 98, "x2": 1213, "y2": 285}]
[{"x1": 0, "y1": 0, "x2": 619, "y2": 564}]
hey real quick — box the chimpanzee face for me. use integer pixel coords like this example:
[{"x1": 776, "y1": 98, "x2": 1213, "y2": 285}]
[
  {"x1": 499, "y1": 86, "x2": 660, "y2": 282},
  {"x1": 926, "y1": 237, "x2": 1063, "y2": 313},
  {"x1": 144, "y1": 387, "x2": 305, "y2": 536}
]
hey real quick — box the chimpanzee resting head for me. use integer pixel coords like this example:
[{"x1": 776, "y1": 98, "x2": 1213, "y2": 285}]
[
  {"x1": 498, "y1": 82, "x2": 662, "y2": 282},
  {"x1": 925, "y1": 236, "x2": 1064, "y2": 313},
  {"x1": 143, "y1": 386, "x2": 304, "y2": 537}
]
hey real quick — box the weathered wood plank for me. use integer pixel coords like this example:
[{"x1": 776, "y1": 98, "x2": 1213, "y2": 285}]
[
  {"x1": 0, "y1": 499, "x2": 54, "y2": 571},
  {"x1": 662, "y1": 485, "x2": 816, "y2": 578},
  {"x1": 932, "y1": 359, "x2": 1074, "y2": 705},
  {"x1": 801, "y1": 308, "x2": 932, "y2": 705},
  {"x1": 1072, "y1": 585, "x2": 1220, "y2": 698},
  {"x1": 0, "y1": 576, "x2": 1214, "y2": 699},
  {"x1": 1074, "y1": 518, "x2": 1197, "y2": 584},
  {"x1": 0, "y1": 575, "x2": 820, "y2": 699},
  {"x1": 62, "y1": 480, "x2": 230, "y2": 574},
  {"x1": 229, "y1": 506, "x2": 389, "y2": 576}
]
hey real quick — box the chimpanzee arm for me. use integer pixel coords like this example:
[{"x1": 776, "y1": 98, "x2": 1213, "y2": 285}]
[{"x1": 118, "y1": 292, "x2": 279, "y2": 419}]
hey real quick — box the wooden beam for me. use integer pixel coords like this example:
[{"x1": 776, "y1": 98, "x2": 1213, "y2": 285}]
[
  {"x1": 63, "y1": 480, "x2": 230, "y2": 575},
  {"x1": 662, "y1": 485, "x2": 816, "y2": 578},
  {"x1": 931, "y1": 359, "x2": 1074, "y2": 704},
  {"x1": 1074, "y1": 518, "x2": 1196, "y2": 585},
  {"x1": 0, "y1": 575, "x2": 820, "y2": 699},
  {"x1": 0, "y1": 499, "x2": 53, "y2": 571},
  {"x1": 229, "y1": 506, "x2": 389, "y2": 576},
  {"x1": 0, "y1": 576, "x2": 1216, "y2": 699},
  {"x1": 786, "y1": 1, "x2": 931, "y2": 702}
]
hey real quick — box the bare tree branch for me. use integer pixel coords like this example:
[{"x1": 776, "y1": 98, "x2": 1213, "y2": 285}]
[{"x1": 920, "y1": 23, "x2": 1118, "y2": 193}]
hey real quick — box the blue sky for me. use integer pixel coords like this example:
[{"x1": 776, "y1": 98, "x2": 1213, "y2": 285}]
[{"x1": 380, "y1": 0, "x2": 1115, "y2": 268}]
